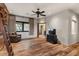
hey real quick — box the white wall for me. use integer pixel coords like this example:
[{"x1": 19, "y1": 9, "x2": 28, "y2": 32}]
[
  {"x1": 16, "y1": 16, "x2": 37, "y2": 39},
  {"x1": 46, "y1": 10, "x2": 79, "y2": 45},
  {"x1": 68, "y1": 13, "x2": 79, "y2": 45}
]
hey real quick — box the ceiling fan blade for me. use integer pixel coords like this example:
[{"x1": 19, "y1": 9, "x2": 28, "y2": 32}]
[
  {"x1": 41, "y1": 11, "x2": 45, "y2": 13},
  {"x1": 40, "y1": 13, "x2": 46, "y2": 16},
  {"x1": 32, "y1": 11, "x2": 36, "y2": 13}
]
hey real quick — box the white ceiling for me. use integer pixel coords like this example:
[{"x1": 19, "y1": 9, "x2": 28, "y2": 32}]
[{"x1": 5, "y1": 3, "x2": 79, "y2": 18}]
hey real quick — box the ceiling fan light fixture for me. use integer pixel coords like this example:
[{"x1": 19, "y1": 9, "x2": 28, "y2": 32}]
[{"x1": 32, "y1": 8, "x2": 46, "y2": 17}]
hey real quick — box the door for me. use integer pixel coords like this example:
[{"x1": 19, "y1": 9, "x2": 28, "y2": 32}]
[{"x1": 39, "y1": 23, "x2": 46, "y2": 36}]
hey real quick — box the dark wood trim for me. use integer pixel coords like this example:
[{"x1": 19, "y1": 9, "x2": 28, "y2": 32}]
[
  {"x1": 37, "y1": 23, "x2": 39, "y2": 37},
  {"x1": 22, "y1": 22, "x2": 24, "y2": 32},
  {"x1": 16, "y1": 31, "x2": 29, "y2": 32},
  {"x1": 16, "y1": 21, "x2": 29, "y2": 24}
]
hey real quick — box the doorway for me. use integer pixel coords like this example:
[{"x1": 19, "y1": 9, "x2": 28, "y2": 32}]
[{"x1": 39, "y1": 23, "x2": 46, "y2": 38}]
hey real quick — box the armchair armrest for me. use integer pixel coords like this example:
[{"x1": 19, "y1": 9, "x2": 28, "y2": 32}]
[{"x1": 17, "y1": 34, "x2": 21, "y2": 38}]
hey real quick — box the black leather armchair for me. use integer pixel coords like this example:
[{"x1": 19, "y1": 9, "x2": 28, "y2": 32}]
[
  {"x1": 9, "y1": 32, "x2": 21, "y2": 43},
  {"x1": 47, "y1": 29, "x2": 58, "y2": 44}
]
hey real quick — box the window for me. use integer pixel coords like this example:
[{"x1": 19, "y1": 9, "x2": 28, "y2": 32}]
[
  {"x1": 24, "y1": 23, "x2": 29, "y2": 31},
  {"x1": 16, "y1": 21, "x2": 29, "y2": 32},
  {"x1": 71, "y1": 21, "x2": 77, "y2": 34},
  {"x1": 16, "y1": 22, "x2": 22, "y2": 31},
  {"x1": 71, "y1": 15, "x2": 77, "y2": 34}
]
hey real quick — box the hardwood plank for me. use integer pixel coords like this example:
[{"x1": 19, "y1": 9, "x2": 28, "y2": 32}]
[
  {"x1": 1, "y1": 36, "x2": 79, "y2": 56},
  {"x1": 10, "y1": 37, "x2": 79, "y2": 56}
]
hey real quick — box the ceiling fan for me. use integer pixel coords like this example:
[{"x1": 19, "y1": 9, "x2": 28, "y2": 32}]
[{"x1": 32, "y1": 8, "x2": 46, "y2": 17}]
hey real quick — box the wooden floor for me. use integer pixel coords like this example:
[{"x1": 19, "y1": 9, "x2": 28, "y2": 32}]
[
  {"x1": 11, "y1": 37, "x2": 79, "y2": 56},
  {"x1": 1, "y1": 36, "x2": 79, "y2": 56}
]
